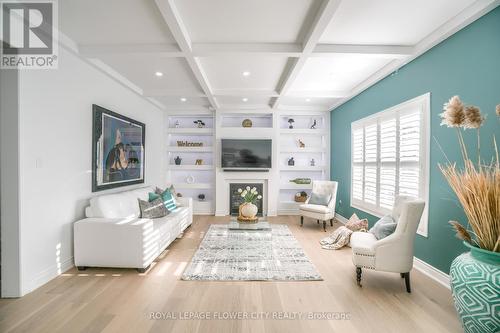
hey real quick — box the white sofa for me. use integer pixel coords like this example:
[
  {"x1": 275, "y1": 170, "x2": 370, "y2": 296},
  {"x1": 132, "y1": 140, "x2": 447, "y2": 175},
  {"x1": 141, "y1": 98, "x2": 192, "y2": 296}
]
[{"x1": 74, "y1": 186, "x2": 192, "y2": 272}]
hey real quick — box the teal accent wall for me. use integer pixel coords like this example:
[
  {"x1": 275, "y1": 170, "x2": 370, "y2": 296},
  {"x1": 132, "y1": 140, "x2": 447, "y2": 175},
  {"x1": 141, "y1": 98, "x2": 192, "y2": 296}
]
[{"x1": 330, "y1": 7, "x2": 500, "y2": 274}]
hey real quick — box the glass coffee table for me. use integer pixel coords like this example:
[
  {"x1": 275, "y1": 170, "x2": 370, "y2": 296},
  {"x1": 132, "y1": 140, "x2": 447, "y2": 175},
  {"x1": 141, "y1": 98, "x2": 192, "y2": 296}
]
[{"x1": 228, "y1": 215, "x2": 271, "y2": 230}]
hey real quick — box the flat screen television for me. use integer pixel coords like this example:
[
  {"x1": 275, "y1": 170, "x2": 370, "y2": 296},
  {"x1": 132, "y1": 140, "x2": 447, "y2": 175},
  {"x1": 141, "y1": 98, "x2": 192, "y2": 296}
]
[{"x1": 221, "y1": 139, "x2": 272, "y2": 170}]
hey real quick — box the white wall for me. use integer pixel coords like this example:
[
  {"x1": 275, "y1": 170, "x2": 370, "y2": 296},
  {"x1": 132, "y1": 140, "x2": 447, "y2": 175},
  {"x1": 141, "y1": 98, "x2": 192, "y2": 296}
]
[
  {"x1": 0, "y1": 68, "x2": 22, "y2": 297},
  {"x1": 16, "y1": 46, "x2": 164, "y2": 295}
]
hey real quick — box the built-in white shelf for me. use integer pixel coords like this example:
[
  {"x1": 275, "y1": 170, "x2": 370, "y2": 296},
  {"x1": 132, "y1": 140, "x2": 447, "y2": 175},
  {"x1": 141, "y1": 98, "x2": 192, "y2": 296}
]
[
  {"x1": 173, "y1": 183, "x2": 213, "y2": 189},
  {"x1": 166, "y1": 113, "x2": 216, "y2": 215},
  {"x1": 280, "y1": 147, "x2": 326, "y2": 153},
  {"x1": 280, "y1": 183, "x2": 313, "y2": 190},
  {"x1": 193, "y1": 200, "x2": 214, "y2": 215},
  {"x1": 279, "y1": 166, "x2": 325, "y2": 171},
  {"x1": 169, "y1": 164, "x2": 214, "y2": 170},
  {"x1": 167, "y1": 128, "x2": 214, "y2": 135},
  {"x1": 279, "y1": 129, "x2": 327, "y2": 135},
  {"x1": 167, "y1": 146, "x2": 213, "y2": 152}
]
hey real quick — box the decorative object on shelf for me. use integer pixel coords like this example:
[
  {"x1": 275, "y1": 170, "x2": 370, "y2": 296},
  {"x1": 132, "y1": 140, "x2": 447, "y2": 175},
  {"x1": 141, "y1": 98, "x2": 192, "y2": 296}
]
[
  {"x1": 295, "y1": 191, "x2": 308, "y2": 202},
  {"x1": 186, "y1": 175, "x2": 195, "y2": 184},
  {"x1": 177, "y1": 141, "x2": 203, "y2": 147},
  {"x1": 174, "y1": 120, "x2": 180, "y2": 128},
  {"x1": 176, "y1": 192, "x2": 183, "y2": 197},
  {"x1": 174, "y1": 156, "x2": 182, "y2": 165},
  {"x1": 193, "y1": 120, "x2": 205, "y2": 128},
  {"x1": 195, "y1": 159, "x2": 203, "y2": 165},
  {"x1": 289, "y1": 178, "x2": 312, "y2": 184},
  {"x1": 198, "y1": 194, "x2": 206, "y2": 201},
  {"x1": 439, "y1": 96, "x2": 500, "y2": 333},
  {"x1": 310, "y1": 158, "x2": 315, "y2": 166},
  {"x1": 237, "y1": 186, "x2": 262, "y2": 223},
  {"x1": 298, "y1": 139, "x2": 305, "y2": 148},
  {"x1": 310, "y1": 118, "x2": 317, "y2": 129},
  {"x1": 287, "y1": 157, "x2": 295, "y2": 166},
  {"x1": 92, "y1": 104, "x2": 145, "y2": 192},
  {"x1": 242, "y1": 118, "x2": 253, "y2": 128},
  {"x1": 288, "y1": 118, "x2": 295, "y2": 129}
]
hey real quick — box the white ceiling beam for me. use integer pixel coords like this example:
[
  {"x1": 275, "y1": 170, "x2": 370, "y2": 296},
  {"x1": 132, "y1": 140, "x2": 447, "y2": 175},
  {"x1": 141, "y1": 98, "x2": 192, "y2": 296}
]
[
  {"x1": 79, "y1": 43, "x2": 183, "y2": 57},
  {"x1": 143, "y1": 89, "x2": 206, "y2": 97},
  {"x1": 154, "y1": 0, "x2": 219, "y2": 109},
  {"x1": 286, "y1": 90, "x2": 349, "y2": 98},
  {"x1": 272, "y1": 0, "x2": 342, "y2": 109},
  {"x1": 213, "y1": 90, "x2": 280, "y2": 97},
  {"x1": 313, "y1": 44, "x2": 414, "y2": 58},
  {"x1": 78, "y1": 42, "x2": 414, "y2": 58},
  {"x1": 192, "y1": 43, "x2": 302, "y2": 57}
]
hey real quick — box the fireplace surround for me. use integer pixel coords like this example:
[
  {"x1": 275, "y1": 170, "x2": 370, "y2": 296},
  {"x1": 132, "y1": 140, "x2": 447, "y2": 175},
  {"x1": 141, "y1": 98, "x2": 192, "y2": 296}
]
[{"x1": 229, "y1": 183, "x2": 264, "y2": 216}]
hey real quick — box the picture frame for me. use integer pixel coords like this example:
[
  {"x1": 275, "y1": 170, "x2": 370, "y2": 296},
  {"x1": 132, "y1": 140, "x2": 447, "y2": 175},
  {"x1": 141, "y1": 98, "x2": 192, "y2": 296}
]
[{"x1": 92, "y1": 104, "x2": 145, "y2": 192}]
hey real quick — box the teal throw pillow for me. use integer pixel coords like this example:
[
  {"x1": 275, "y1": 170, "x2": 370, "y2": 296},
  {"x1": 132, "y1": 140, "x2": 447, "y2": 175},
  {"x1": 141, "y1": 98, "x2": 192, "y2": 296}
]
[
  {"x1": 369, "y1": 215, "x2": 397, "y2": 240},
  {"x1": 149, "y1": 189, "x2": 177, "y2": 211},
  {"x1": 308, "y1": 192, "x2": 331, "y2": 206}
]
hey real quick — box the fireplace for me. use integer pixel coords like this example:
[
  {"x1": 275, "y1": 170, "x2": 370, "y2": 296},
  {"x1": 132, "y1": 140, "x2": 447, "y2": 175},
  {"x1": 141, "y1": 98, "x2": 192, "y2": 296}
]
[{"x1": 229, "y1": 183, "x2": 264, "y2": 216}]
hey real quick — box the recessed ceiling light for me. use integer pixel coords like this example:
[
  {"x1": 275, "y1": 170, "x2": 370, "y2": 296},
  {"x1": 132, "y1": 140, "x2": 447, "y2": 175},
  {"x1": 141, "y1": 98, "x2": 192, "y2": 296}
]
[
  {"x1": 180, "y1": 97, "x2": 187, "y2": 102},
  {"x1": 155, "y1": 71, "x2": 163, "y2": 77},
  {"x1": 242, "y1": 71, "x2": 251, "y2": 77},
  {"x1": 242, "y1": 98, "x2": 248, "y2": 102},
  {"x1": 305, "y1": 98, "x2": 311, "y2": 102}
]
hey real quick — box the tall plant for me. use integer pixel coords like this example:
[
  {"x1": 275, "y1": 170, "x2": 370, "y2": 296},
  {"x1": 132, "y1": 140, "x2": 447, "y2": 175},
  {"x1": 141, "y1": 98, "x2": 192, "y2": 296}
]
[{"x1": 439, "y1": 96, "x2": 500, "y2": 252}]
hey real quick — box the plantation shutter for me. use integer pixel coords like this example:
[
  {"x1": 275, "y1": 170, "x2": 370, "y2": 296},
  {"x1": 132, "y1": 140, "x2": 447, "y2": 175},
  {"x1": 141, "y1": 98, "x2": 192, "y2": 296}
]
[{"x1": 351, "y1": 96, "x2": 427, "y2": 224}]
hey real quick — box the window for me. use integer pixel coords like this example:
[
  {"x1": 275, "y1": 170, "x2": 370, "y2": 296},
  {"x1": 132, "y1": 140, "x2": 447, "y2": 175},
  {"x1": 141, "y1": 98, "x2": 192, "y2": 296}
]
[{"x1": 351, "y1": 93, "x2": 429, "y2": 236}]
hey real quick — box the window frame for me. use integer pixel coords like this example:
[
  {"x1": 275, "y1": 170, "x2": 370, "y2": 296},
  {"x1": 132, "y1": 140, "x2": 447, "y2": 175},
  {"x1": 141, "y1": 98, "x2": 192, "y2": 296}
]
[{"x1": 350, "y1": 93, "x2": 430, "y2": 237}]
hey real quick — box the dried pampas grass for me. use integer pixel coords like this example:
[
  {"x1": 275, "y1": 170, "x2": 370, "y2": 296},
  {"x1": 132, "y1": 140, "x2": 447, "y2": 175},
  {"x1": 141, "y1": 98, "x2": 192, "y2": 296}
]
[
  {"x1": 449, "y1": 221, "x2": 473, "y2": 244},
  {"x1": 441, "y1": 96, "x2": 465, "y2": 127},
  {"x1": 440, "y1": 158, "x2": 499, "y2": 252},
  {"x1": 439, "y1": 96, "x2": 500, "y2": 252},
  {"x1": 463, "y1": 106, "x2": 484, "y2": 129}
]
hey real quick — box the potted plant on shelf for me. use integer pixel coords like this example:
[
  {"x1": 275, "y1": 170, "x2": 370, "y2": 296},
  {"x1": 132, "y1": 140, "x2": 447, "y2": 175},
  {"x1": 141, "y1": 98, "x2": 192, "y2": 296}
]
[
  {"x1": 439, "y1": 96, "x2": 499, "y2": 333},
  {"x1": 237, "y1": 186, "x2": 262, "y2": 223}
]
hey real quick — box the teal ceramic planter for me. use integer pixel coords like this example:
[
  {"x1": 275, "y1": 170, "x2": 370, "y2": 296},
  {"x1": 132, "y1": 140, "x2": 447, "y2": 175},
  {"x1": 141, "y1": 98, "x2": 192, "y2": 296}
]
[{"x1": 450, "y1": 242, "x2": 500, "y2": 333}]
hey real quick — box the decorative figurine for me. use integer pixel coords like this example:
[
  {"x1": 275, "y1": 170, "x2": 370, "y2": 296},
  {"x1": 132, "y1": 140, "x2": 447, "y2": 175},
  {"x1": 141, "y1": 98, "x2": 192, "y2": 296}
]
[
  {"x1": 174, "y1": 120, "x2": 180, "y2": 128},
  {"x1": 242, "y1": 119, "x2": 253, "y2": 127},
  {"x1": 174, "y1": 156, "x2": 182, "y2": 165},
  {"x1": 310, "y1": 119, "x2": 317, "y2": 129},
  {"x1": 288, "y1": 157, "x2": 295, "y2": 166},
  {"x1": 198, "y1": 194, "x2": 206, "y2": 201},
  {"x1": 288, "y1": 118, "x2": 295, "y2": 129},
  {"x1": 310, "y1": 158, "x2": 315, "y2": 166},
  {"x1": 294, "y1": 191, "x2": 308, "y2": 202},
  {"x1": 193, "y1": 120, "x2": 205, "y2": 128},
  {"x1": 298, "y1": 139, "x2": 305, "y2": 148},
  {"x1": 176, "y1": 192, "x2": 183, "y2": 197},
  {"x1": 289, "y1": 178, "x2": 312, "y2": 184},
  {"x1": 195, "y1": 159, "x2": 203, "y2": 165}
]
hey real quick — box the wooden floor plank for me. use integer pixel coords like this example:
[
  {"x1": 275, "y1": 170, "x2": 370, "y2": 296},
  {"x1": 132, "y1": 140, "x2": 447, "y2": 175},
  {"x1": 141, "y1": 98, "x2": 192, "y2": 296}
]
[{"x1": 0, "y1": 216, "x2": 462, "y2": 333}]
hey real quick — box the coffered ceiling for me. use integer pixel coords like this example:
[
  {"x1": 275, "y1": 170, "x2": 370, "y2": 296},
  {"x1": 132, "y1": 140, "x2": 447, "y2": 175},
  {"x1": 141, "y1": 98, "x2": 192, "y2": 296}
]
[{"x1": 59, "y1": 0, "x2": 498, "y2": 112}]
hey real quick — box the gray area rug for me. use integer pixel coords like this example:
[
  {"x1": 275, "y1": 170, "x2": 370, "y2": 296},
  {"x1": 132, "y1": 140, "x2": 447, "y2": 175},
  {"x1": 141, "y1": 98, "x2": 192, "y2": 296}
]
[{"x1": 181, "y1": 224, "x2": 322, "y2": 281}]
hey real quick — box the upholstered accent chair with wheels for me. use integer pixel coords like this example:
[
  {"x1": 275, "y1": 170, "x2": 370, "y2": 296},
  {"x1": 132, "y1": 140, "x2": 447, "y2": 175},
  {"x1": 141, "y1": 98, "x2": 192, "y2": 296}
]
[
  {"x1": 299, "y1": 180, "x2": 338, "y2": 231},
  {"x1": 350, "y1": 196, "x2": 425, "y2": 293}
]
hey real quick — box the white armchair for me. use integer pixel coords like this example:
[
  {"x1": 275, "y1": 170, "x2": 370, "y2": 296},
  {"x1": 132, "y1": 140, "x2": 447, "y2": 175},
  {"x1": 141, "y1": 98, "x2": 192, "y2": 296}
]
[
  {"x1": 350, "y1": 196, "x2": 425, "y2": 292},
  {"x1": 299, "y1": 180, "x2": 338, "y2": 231}
]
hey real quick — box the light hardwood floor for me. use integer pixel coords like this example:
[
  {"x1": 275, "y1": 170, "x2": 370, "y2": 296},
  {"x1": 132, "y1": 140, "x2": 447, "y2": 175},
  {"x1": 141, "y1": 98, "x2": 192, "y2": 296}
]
[{"x1": 0, "y1": 216, "x2": 462, "y2": 333}]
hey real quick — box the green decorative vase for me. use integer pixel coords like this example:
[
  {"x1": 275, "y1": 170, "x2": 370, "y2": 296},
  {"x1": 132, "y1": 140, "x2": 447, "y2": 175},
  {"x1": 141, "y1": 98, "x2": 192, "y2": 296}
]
[{"x1": 449, "y1": 241, "x2": 500, "y2": 333}]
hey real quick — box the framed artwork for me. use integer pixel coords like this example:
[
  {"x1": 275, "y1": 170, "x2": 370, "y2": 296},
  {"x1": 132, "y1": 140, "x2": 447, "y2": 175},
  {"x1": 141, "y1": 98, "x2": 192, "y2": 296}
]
[{"x1": 92, "y1": 104, "x2": 145, "y2": 192}]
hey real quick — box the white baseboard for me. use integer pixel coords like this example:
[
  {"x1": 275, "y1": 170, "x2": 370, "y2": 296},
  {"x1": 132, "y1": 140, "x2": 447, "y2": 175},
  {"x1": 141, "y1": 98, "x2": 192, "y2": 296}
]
[
  {"x1": 335, "y1": 212, "x2": 450, "y2": 290},
  {"x1": 335, "y1": 213, "x2": 348, "y2": 224},
  {"x1": 413, "y1": 257, "x2": 450, "y2": 289},
  {"x1": 23, "y1": 256, "x2": 74, "y2": 296}
]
